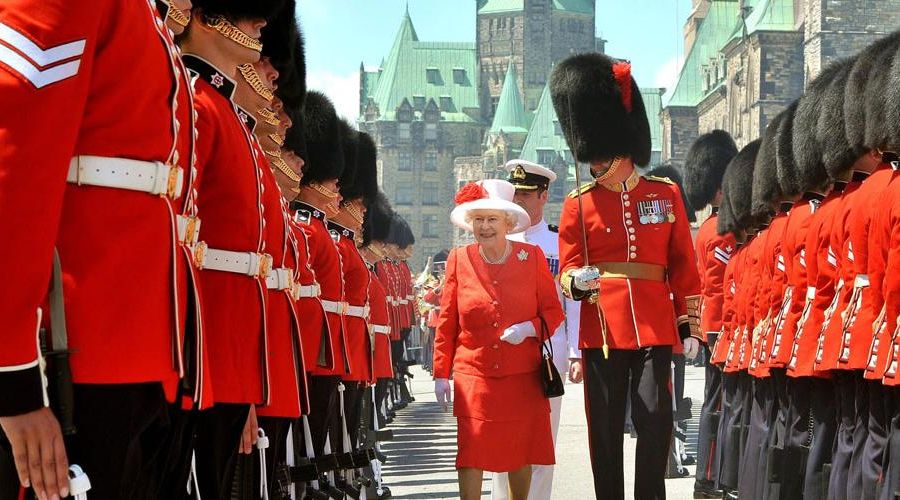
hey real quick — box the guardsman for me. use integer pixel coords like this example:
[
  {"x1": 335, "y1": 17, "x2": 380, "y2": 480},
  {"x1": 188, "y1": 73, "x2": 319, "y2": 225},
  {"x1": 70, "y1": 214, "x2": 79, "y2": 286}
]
[
  {"x1": 551, "y1": 53, "x2": 702, "y2": 499},
  {"x1": 683, "y1": 130, "x2": 738, "y2": 499},
  {"x1": 0, "y1": 0, "x2": 200, "y2": 498},
  {"x1": 490, "y1": 159, "x2": 581, "y2": 500},
  {"x1": 290, "y1": 91, "x2": 347, "y2": 474}
]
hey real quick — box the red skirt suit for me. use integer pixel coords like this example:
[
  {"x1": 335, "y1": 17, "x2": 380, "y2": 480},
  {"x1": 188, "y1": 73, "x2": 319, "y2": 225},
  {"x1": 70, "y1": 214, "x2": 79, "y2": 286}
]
[{"x1": 433, "y1": 241, "x2": 565, "y2": 472}]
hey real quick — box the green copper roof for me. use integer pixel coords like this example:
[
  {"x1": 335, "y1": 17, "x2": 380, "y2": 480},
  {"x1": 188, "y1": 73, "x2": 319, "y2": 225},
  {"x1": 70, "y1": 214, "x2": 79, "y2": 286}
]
[
  {"x1": 640, "y1": 87, "x2": 664, "y2": 153},
  {"x1": 666, "y1": 0, "x2": 740, "y2": 108},
  {"x1": 519, "y1": 82, "x2": 570, "y2": 165},
  {"x1": 745, "y1": 0, "x2": 795, "y2": 33},
  {"x1": 477, "y1": 0, "x2": 593, "y2": 14},
  {"x1": 489, "y1": 62, "x2": 529, "y2": 135},
  {"x1": 366, "y1": 11, "x2": 479, "y2": 123}
]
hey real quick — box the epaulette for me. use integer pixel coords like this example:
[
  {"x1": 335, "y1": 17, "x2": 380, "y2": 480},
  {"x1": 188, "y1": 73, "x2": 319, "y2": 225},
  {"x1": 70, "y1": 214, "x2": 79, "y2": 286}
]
[
  {"x1": 567, "y1": 181, "x2": 597, "y2": 198},
  {"x1": 644, "y1": 175, "x2": 675, "y2": 185},
  {"x1": 548, "y1": 224, "x2": 559, "y2": 233}
]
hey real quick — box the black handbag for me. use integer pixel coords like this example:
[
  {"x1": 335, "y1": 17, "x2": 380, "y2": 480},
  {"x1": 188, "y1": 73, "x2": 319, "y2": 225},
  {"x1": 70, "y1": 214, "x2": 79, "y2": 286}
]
[{"x1": 538, "y1": 316, "x2": 565, "y2": 398}]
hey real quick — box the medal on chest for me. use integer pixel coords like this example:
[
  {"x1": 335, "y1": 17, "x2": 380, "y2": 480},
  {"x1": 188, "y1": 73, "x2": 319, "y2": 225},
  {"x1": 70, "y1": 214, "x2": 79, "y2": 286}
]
[{"x1": 637, "y1": 199, "x2": 675, "y2": 225}]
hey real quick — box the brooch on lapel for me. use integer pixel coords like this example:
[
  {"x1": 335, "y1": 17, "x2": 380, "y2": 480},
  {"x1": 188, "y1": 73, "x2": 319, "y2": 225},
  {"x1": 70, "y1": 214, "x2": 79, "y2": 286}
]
[{"x1": 517, "y1": 249, "x2": 529, "y2": 262}]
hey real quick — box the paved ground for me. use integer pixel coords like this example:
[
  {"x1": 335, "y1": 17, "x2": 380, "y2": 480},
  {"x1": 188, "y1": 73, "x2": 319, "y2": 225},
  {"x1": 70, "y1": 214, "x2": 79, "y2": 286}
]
[{"x1": 379, "y1": 363, "x2": 705, "y2": 499}]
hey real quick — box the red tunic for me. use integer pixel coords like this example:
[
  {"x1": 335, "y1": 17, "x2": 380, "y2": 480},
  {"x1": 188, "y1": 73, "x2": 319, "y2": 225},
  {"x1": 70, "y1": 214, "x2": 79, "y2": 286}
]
[
  {"x1": 558, "y1": 176, "x2": 701, "y2": 350},
  {"x1": 0, "y1": 0, "x2": 202, "y2": 414},
  {"x1": 711, "y1": 253, "x2": 738, "y2": 367},
  {"x1": 875, "y1": 171, "x2": 900, "y2": 384},
  {"x1": 758, "y1": 213, "x2": 790, "y2": 369},
  {"x1": 433, "y1": 242, "x2": 564, "y2": 472},
  {"x1": 723, "y1": 246, "x2": 749, "y2": 374},
  {"x1": 294, "y1": 202, "x2": 349, "y2": 377},
  {"x1": 695, "y1": 213, "x2": 736, "y2": 345},
  {"x1": 368, "y1": 269, "x2": 394, "y2": 380},
  {"x1": 399, "y1": 260, "x2": 416, "y2": 328},
  {"x1": 288, "y1": 206, "x2": 332, "y2": 372},
  {"x1": 787, "y1": 192, "x2": 842, "y2": 379},
  {"x1": 769, "y1": 197, "x2": 819, "y2": 367},
  {"x1": 424, "y1": 287, "x2": 442, "y2": 328},
  {"x1": 331, "y1": 222, "x2": 371, "y2": 382},
  {"x1": 256, "y1": 149, "x2": 307, "y2": 418},
  {"x1": 377, "y1": 261, "x2": 402, "y2": 341}
]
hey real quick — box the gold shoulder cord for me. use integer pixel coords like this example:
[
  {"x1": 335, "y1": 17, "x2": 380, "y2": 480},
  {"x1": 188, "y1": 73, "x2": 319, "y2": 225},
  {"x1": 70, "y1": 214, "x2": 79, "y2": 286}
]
[
  {"x1": 269, "y1": 133, "x2": 285, "y2": 147},
  {"x1": 267, "y1": 151, "x2": 302, "y2": 183},
  {"x1": 343, "y1": 202, "x2": 364, "y2": 227},
  {"x1": 238, "y1": 64, "x2": 275, "y2": 102},
  {"x1": 206, "y1": 16, "x2": 263, "y2": 52},
  {"x1": 258, "y1": 107, "x2": 282, "y2": 127}
]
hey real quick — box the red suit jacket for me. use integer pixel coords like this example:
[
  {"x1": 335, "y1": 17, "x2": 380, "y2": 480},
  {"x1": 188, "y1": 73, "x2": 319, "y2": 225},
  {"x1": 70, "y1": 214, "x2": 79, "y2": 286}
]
[
  {"x1": 368, "y1": 268, "x2": 394, "y2": 381},
  {"x1": 433, "y1": 242, "x2": 565, "y2": 380},
  {"x1": 559, "y1": 174, "x2": 701, "y2": 350},
  {"x1": 0, "y1": 0, "x2": 199, "y2": 414},
  {"x1": 712, "y1": 250, "x2": 739, "y2": 367},
  {"x1": 758, "y1": 213, "x2": 790, "y2": 370},
  {"x1": 288, "y1": 205, "x2": 331, "y2": 372},
  {"x1": 695, "y1": 212, "x2": 735, "y2": 344}
]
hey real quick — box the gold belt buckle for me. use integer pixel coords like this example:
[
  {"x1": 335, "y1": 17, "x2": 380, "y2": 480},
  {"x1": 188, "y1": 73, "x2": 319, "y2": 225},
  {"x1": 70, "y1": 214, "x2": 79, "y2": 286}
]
[
  {"x1": 258, "y1": 253, "x2": 273, "y2": 279},
  {"x1": 193, "y1": 241, "x2": 208, "y2": 269},
  {"x1": 166, "y1": 164, "x2": 183, "y2": 199}
]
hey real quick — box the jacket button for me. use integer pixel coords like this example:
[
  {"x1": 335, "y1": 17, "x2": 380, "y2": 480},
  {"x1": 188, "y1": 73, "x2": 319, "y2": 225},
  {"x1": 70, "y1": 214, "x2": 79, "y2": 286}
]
[
  {"x1": 492, "y1": 322, "x2": 499, "y2": 327},
  {"x1": 492, "y1": 344, "x2": 499, "y2": 349},
  {"x1": 493, "y1": 364, "x2": 499, "y2": 369}
]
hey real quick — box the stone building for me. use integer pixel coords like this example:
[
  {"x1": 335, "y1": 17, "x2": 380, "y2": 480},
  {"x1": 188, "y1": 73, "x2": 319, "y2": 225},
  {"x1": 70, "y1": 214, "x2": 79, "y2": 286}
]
[{"x1": 662, "y1": 0, "x2": 900, "y2": 166}]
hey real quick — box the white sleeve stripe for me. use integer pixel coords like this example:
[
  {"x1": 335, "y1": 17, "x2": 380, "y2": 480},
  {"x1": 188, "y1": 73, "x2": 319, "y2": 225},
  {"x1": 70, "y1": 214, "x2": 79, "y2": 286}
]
[
  {"x1": 0, "y1": 358, "x2": 39, "y2": 372},
  {"x1": 714, "y1": 253, "x2": 730, "y2": 264},
  {"x1": 0, "y1": 43, "x2": 81, "y2": 88},
  {"x1": 0, "y1": 23, "x2": 85, "y2": 67}
]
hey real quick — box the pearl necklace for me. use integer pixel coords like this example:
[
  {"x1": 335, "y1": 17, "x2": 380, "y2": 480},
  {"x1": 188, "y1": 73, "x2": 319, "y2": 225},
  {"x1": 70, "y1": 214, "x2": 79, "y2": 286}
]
[{"x1": 479, "y1": 241, "x2": 511, "y2": 265}]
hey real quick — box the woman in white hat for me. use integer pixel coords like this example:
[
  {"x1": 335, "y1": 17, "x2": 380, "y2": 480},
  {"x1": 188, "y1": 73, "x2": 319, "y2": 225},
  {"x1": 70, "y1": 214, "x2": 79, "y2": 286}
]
[{"x1": 433, "y1": 179, "x2": 565, "y2": 500}]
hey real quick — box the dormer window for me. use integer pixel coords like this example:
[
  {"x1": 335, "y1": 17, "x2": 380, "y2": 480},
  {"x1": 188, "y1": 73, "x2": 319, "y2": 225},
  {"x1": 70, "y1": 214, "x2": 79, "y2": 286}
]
[
  {"x1": 453, "y1": 68, "x2": 466, "y2": 85},
  {"x1": 426, "y1": 67, "x2": 440, "y2": 84},
  {"x1": 413, "y1": 95, "x2": 426, "y2": 110},
  {"x1": 440, "y1": 96, "x2": 454, "y2": 111}
]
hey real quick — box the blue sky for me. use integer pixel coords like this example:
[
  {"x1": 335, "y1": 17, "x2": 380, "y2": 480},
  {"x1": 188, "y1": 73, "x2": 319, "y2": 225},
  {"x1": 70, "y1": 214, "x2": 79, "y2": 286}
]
[{"x1": 297, "y1": 0, "x2": 693, "y2": 121}]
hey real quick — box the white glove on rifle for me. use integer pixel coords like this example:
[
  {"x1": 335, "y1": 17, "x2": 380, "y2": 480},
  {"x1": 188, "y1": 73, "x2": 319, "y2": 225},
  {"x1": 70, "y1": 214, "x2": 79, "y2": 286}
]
[
  {"x1": 683, "y1": 337, "x2": 700, "y2": 361},
  {"x1": 571, "y1": 266, "x2": 601, "y2": 292},
  {"x1": 500, "y1": 321, "x2": 537, "y2": 345},
  {"x1": 435, "y1": 378, "x2": 451, "y2": 411}
]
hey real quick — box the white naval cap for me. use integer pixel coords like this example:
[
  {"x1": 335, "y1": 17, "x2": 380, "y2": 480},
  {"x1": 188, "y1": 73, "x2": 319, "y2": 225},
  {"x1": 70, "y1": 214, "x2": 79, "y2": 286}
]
[{"x1": 503, "y1": 159, "x2": 557, "y2": 190}]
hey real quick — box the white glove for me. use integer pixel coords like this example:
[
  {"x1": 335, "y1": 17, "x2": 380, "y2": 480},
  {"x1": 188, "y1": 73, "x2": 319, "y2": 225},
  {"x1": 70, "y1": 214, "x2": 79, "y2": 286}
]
[
  {"x1": 683, "y1": 337, "x2": 700, "y2": 361},
  {"x1": 500, "y1": 320, "x2": 538, "y2": 345},
  {"x1": 435, "y1": 378, "x2": 451, "y2": 411},
  {"x1": 572, "y1": 266, "x2": 601, "y2": 292}
]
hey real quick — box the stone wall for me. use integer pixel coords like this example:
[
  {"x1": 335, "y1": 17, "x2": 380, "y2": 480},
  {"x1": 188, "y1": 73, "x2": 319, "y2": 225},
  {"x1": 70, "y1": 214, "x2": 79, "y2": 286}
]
[{"x1": 661, "y1": 106, "x2": 699, "y2": 166}]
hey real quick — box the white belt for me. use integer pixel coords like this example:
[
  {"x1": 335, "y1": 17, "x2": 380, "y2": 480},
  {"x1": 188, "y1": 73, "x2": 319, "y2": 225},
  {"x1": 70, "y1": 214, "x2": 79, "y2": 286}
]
[
  {"x1": 67, "y1": 156, "x2": 184, "y2": 199},
  {"x1": 406, "y1": 294, "x2": 415, "y2": 301},
  {"x1": 371, "y1": 325, "x2": 390, "y2": 335},
  {"x1": 345, "y1": 304, "x2": 370, "y2": 318},
  {"x1": 806, "y1": 286, "x2": 816, "y2": 300},
  {"x1": 266, "y1": 268, "x2": 294, "y2": 291},
  {"x1": 855, "y1": 274, "x2": 870, "y2": 287},
  {"x1": 321, "y1": 300, "x2": 347, "y2": 314},
  {"x1": 296, "y1": 283, "x2": 321, "y2": 298},
  {"x1": 201, "y1": 248, "x2": 272, "y2": 278},
  {"x1": 398, "y1": 299, "x2": 409, "y2": 305},
  {"x1": 177, "y1": 215, "x2": 202, "y2": 246}
]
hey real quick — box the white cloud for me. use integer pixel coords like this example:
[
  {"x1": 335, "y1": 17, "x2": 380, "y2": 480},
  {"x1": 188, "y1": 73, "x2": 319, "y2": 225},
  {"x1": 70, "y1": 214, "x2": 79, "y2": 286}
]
[
  {"x1": 307, "y1": 69, "x2": 361, "y2": 125},
  {"x1": 654, "y1": 56, "x2": 683, "y2": 104}
]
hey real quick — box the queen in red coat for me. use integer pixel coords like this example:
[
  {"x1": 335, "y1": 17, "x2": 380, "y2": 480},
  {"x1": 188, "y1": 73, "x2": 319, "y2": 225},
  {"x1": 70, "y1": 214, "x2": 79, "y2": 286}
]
[{"x1": 433, "y1": 179, "x2": 565, "y2": 500}]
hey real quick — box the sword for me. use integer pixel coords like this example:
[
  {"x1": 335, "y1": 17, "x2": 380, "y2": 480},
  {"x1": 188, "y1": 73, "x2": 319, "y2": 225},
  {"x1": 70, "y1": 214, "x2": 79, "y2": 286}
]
[{"x1": 566, "y1": 91, "x2": 610, "y2": 359}]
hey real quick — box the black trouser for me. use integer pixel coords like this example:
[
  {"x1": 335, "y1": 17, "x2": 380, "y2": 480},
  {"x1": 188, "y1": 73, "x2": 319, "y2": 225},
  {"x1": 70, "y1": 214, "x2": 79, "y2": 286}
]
[
  {"x1": 880, "y1": 388, "x2": 900, "y2": 500},
  {"x1": 0, "y1": 383, "x2": 176, "y2": 500},
  {"x1": 848, "y1": 372, "x2": 869, "y2": 500},
  {"x1": 194, "y1": 403, "x2": 251, "y2": 500},
  {"x1": 864, "y1": 381, "x2": 890, "y2": 500},
  {"x1": 244, "y1": 416, "x2": 292, "y2": 500},
  {"x1": 716, "y1": 371, "x2": 750, "y2": 491},
  {"x1": 582, "y1": 346, "x2": 672, "y2": 500},
  {"x1": 375, "y1": 379, "x2": 389, "y2": 426},
  {"x1": 780, "y1": 376, "x2": 813, "y2": 500},
  {"x1": 829, "y1": 371, "x2": 858, "y2": 500},
  {"x1": 804, "y1": 377, "x2": 837, "y2": 500},
  {"x1": 739, "y1": 376, "x2": 774, "y2": 500},
  {"x1": 696, "y1": 344, "x2": 722, "y2": 486},
  {"x1": 156, "y1": 404, "x2": 201, "y2": 500},
  {"x1": 306, "y1": 375, "x2": 340, "y2": 457},
  {"x1": 343, "y1": 382, "x2": 363, "y2": 450}
]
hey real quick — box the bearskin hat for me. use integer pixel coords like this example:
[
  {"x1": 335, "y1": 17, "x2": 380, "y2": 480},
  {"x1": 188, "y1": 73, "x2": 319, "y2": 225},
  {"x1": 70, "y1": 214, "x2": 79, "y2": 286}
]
[
  {"x1": 400, "y1": 218, "x2": 416, "y2": 248},
  {"x1": 792, "y1": 59, "x2": 851, "y2": 193},
  {"x1": 818, "y1": 60, "x2": 857, "y2": 178},
  {"x1": 550, "y1": 53, "x2": 651, "y2": 166},
  {"x1": 283, "y1": 105, "x2": 306, "y2": 159},
  {"x1": 646, "y1": 164, "x2": 696, "y2": 223},
  {"x1": 776, "y1": 100, "x2": 802, "y2": 198},
  {"x1": 262, "y1": 0, "x2": 307, "y2": 110},
  {"x1": 338, "y1": 121, "x2": 360, "y2": 199},
  {"x1": 865, "y1": 36, "x2": 900, "y2": 152},
  {"x1": 683, "y1": 130, "x2": 738, "y2": 209},
  {"x1": 752, "y1": 110, "x2": 788, "y2": 219},
  {"x1": 718, "y1": 140, "x2": 761, "y2": 236},
  {"x1": 300, "y1": 91, "x2": 344, "y2": 184},
  {"x1": 362, "y1": 191, "x2": 393, "y2": 246},
  {"x1": 193, "y1": 0, "x2": 285, "y2": 22},
  {"x1": 844, "y1": 32, "x2": 900, "y2": 154},
  {"x1": 888, "y1": 39, "x2": 900, "y2": 152},
  {"x1": 355, "y1": 133, "x2": 380, "y2": 205}
]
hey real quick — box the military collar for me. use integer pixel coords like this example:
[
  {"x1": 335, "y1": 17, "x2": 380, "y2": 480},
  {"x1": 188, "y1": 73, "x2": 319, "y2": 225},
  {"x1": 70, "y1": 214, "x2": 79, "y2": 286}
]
[
  {"x1": 235, "y1": 105, "x2": 257, "y2": 132},
  {"x1": 710, "y1": 206, "x2": 719, "y2": 215},
  {"x1": 600, "y1": 169, "x2": 640, "y2": 193},
  {"x1": 851, "y1": 170, "x2": 871, "y2": 182},
  {"x1": 183, "y1": 54, "x2": 236, "y2": 100},
  {"x1": 523, "y1": 219, "x2": 548, "y2": 238},
  {"x1": 290, "y1": 201, "x2": 326, "y2": 223},
  {"x1": 156, "y1": 0, "x2": 170, "y2": 18},
  {"x1": 327, "y1": 221, "x2": 355, "y2": 240},
  {"x1": 802, "y1": 191, "x2": 826, "y2": 202}
]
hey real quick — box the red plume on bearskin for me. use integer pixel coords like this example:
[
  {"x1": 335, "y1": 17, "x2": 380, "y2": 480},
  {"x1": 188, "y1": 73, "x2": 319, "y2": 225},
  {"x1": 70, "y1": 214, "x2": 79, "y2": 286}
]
[
  {"x1": 612, "y1": 62, "x2": 632, "y2": 112},
  {"x1": 454, "y1": 182, "x2": 488, "y2": 205}
]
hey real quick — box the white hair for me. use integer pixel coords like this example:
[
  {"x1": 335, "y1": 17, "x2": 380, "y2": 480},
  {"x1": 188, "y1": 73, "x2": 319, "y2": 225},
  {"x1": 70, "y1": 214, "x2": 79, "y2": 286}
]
[{"x1": 464, "y1": 209, "x2": 517, "y2": 229}]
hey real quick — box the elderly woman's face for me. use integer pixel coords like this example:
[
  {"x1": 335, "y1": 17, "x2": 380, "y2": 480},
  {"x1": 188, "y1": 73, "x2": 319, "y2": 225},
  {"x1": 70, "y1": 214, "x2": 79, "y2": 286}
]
[{"x1": 470, "y1": 209, "x2": 511, "y2": 245}]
